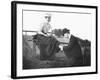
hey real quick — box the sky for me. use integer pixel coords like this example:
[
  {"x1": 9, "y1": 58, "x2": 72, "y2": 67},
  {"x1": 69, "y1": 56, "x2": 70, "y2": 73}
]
[{"x1": 23, "y1": 10, "x2": 92, "y2": 40}]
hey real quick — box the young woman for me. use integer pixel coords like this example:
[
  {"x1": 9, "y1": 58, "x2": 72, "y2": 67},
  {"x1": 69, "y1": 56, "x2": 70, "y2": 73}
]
[
  {"x1": 33, "y1": 13, "x2": 60, "y2": 60},
  {"x1": 62, "y1": 28, "x2": 84, "y2": 66}
]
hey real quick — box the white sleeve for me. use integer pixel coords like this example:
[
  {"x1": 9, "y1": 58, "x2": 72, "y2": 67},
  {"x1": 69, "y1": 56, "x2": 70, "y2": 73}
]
[{"x1": 48, "y1": 24, "x2": 52, "y2": 32}]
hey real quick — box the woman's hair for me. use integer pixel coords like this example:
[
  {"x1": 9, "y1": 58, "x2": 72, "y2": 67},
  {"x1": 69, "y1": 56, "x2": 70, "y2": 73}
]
[{"x1": 62, "y1": 28, "x2": 70, "y2": 36}]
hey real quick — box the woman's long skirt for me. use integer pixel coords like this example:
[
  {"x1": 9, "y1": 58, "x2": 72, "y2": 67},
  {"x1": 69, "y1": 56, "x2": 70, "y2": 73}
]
[{"x1": 33, "y1": 34, "x2": 60, "y2": 60}]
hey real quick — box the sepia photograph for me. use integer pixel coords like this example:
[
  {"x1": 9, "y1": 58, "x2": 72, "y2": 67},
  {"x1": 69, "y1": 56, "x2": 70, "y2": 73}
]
[{"x1": 11, "y1": 1, "x2": 97, "y2": 79}]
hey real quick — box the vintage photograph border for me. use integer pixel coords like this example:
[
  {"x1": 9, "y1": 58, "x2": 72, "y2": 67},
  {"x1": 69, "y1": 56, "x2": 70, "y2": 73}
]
[{"x1": 11, "y1": 1, "x2": 98, "y2": 79}]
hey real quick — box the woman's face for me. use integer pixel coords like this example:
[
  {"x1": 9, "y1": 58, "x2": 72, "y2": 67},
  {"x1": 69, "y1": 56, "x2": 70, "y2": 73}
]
[
  {"x1": 45, "y1": 16, "x2": 51, "y2": 22},
  {"x1": 64, "y1": 33, "x2": 70, "y2": 43},
  {"x1": 64, "y1": 33, "x2": 70, "y2": 39}
]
